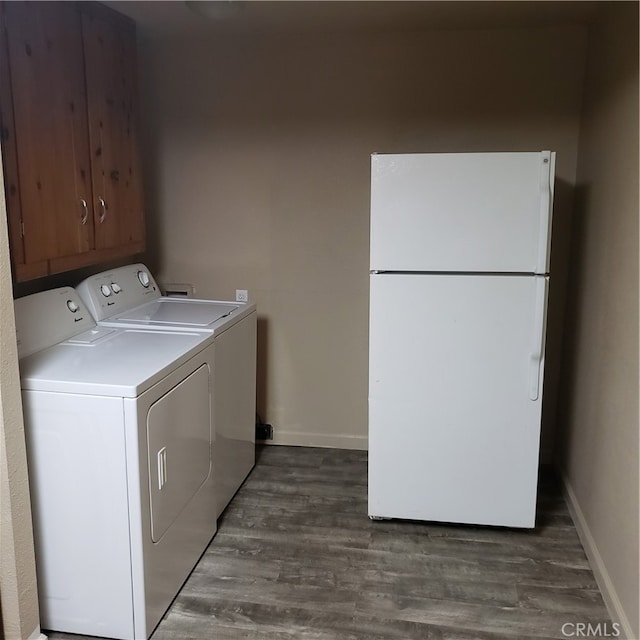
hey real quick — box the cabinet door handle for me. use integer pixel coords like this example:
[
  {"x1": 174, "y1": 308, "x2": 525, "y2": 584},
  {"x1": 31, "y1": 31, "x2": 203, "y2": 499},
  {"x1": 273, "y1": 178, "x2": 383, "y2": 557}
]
[
  {"x1": 80, "y1": 199, "x2": 88, "y2": 225},
  {"x1": 98, "y1": 197, "x2": 107, "y2": 223}
]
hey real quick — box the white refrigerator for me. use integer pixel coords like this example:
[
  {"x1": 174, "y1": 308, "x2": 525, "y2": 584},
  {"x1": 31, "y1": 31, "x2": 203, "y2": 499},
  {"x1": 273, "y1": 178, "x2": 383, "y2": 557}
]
[{"x1": 368, "y1": 151, "x2": 555, "y2": 528}]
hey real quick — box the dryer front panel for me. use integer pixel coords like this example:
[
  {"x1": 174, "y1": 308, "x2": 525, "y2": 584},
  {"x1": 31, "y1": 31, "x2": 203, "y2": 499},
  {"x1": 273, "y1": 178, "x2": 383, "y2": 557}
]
[
  {"x1": 125, "y1": 345, "x2": 216, "y2": 639},
  {"x1": 146, "y1": 363, "x2": 211, "y2": 542}
]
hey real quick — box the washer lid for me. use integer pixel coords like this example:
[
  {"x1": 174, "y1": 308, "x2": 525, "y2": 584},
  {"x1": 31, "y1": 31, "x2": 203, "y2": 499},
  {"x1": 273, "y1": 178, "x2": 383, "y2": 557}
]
[
  {"x1": 108, "y1": 298, "x2": 241, "y2": 329},
  {"x1": 19, "y1": 328, "x2": 210, "y2": 398}
]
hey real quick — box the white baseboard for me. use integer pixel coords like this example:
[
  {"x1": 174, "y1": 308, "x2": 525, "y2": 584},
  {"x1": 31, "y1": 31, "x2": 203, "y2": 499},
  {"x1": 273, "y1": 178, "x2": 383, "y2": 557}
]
[
  {"x1": 258, "y1": 430, "x2": 367, "y2": 451},
  {"x1": 561, "y1": 474, "x2": 635, "y2": 639},
  {"x1": 27, "y1": 627, "x2": 47, "y2": 640}
]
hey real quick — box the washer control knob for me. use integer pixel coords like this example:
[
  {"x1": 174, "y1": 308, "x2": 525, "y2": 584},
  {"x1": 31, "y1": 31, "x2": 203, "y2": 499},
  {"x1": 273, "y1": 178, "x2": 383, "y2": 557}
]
[
  {"x1": 66, "y1": 299, "x2": 79, "y2": 313},
  {"x1": 111, "y1": 282, "x2": 122, "y2": 294},
  {"x1": 100, "y1": 284, "x2": 112, "y2": 297},
  {"x1": 137, "y1": 270, "x2": 150, "y2": 288}
]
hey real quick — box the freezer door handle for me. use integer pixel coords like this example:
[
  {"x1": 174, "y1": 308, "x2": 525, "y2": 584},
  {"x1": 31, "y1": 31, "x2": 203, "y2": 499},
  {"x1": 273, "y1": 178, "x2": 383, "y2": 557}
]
[
  {"x1": 528, "y1": 277, "x2": 549, "y2": 401},
  {"x1": 536, "y1": 151, "x2": 554, "y2": 273}
]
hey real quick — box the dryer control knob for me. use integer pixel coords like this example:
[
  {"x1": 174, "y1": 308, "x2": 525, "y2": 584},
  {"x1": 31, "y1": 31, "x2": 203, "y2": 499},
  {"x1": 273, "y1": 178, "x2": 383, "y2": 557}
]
[
  {"x1": 111, "y1": 283, "x2": 122, "y2": 294},
  {"x1": 100, "y1": 284, "x2": 112, "y2": 297},
  {"x1": 66, "y1": 299, "x2": 79, "y2": 313},
  {"x1": 137, "y1": 270, "x2": 150, "y2": 288}
]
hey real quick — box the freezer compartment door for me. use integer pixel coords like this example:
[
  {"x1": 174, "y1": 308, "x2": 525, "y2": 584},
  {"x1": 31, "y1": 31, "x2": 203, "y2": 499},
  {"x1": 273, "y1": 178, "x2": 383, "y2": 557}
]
[
  {"x1": 368, "y1": 273, "x2": 548, "y2": 528},
  {"x1": 370, "y1": 151, "x2": 554, "y2": 274}
]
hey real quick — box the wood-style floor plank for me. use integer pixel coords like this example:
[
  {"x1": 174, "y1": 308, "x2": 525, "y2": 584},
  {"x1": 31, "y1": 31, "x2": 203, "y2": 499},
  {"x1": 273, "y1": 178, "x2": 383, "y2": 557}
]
[{"x1": 46, "y1": 445, "x2": 612, "y2": 640}]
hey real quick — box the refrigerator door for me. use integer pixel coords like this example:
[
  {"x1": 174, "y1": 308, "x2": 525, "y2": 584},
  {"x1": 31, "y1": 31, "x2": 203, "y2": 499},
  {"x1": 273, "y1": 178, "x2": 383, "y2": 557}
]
[
  {"x1": 370, "y1": 151, "x2": 555, "y2": 274},
  {"x1": 368, "y1": 273, "x2": 548, "y2": 528}
]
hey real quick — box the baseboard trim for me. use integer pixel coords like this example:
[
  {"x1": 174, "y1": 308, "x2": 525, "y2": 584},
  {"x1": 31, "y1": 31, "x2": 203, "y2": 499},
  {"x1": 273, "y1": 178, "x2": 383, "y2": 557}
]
[
  {"x1": 561, "y1": 473, "x2": 635, "y2": 639},
  {"x1": 258, "y1": 431, "x2": 367, "y2": 451},
  {"x1": 27, "y1": 627, "x2": 47, "y2": 640}
]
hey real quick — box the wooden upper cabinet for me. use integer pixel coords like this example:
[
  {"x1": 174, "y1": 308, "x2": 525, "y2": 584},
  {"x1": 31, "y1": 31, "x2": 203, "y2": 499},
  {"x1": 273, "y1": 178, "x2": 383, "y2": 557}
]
[
  {"x1": 0, "y1": 1, "x2": 145, "y2": 282},
  {"x1": 1, "y1": 1, "x2": 94, "y2": 279},
  {"x1": 81, "y1": 4, "x2": 144, "y2": 252}
]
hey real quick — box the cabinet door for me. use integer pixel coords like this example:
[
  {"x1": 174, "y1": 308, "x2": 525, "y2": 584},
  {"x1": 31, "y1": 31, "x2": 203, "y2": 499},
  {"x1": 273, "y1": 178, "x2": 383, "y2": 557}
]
[
  {"x1": 1, "y1": 1, "x2": 94, "y2": 266},
  {"x1": 81, "y1": 6, "x2": 145, "y2": 252},
  {"x1": 0, "y1": 3, "x2": 29, "y2": 275}
]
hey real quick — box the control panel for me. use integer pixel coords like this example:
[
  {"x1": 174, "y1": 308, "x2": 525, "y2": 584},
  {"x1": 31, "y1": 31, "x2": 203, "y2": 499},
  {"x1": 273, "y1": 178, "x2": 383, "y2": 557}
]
[
  {"x1": 76, "y1": 264, "x2": 161, "y2": 321},
  {"x1": 14, "y1": 287, "x2": 96, "y2": 358}
]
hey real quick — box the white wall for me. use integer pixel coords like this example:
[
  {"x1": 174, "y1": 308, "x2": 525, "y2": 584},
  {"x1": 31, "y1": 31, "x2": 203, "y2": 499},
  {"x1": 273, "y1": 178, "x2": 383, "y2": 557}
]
[
  {"x1": 140, "y1": 24, "x2": 587, "y2": 452},
  {"x1": 556, "y1": 3, "x2": 639, "y2": 637}
]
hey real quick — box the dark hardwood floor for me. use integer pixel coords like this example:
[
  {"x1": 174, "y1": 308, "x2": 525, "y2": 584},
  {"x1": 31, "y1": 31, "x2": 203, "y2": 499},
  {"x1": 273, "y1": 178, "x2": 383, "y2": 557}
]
[{"x1": 48, "y1": 445, "x2": 612, "y2": 640}]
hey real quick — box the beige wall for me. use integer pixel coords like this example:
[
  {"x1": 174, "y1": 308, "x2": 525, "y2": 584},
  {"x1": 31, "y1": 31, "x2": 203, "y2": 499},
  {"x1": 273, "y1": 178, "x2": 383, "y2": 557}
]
[
  {"x1": 556, "y1": 3, "x2": 639, "y2": 638},
  {"x1": 0, "y1": 6, "x2": 635, "y2": 637},
  {"x1": 0, "y1": 157, "x2": 41, "y2": 638},
  {"x1": 140, "y1": 24, "x2": 587, "y2": 451}
]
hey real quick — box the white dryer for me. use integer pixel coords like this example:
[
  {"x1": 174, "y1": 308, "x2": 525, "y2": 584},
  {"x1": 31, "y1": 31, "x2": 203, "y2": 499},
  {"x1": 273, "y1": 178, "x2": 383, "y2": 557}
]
[
  {"x1": 76, "y1": 264, "x2": 257, "y2": 518},
  {"x1": 15, "y1": 287, "x2": 218, "y2": 640}
]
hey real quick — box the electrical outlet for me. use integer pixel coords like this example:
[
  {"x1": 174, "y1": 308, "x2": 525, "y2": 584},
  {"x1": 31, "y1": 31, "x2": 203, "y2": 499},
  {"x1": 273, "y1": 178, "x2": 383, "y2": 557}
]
[
  {"x1": 255, "y1": 423, "x2": 273, "y2": 440},
  {"x1": 235, "y1": 289, "x2": 248, "y2": 303}
]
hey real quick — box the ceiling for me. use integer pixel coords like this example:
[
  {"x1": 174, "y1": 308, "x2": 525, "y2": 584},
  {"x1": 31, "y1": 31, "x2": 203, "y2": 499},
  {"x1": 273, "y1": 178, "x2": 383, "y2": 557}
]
[{"x1": 104, "y1": 1, "x2": 599, "y2": 38}]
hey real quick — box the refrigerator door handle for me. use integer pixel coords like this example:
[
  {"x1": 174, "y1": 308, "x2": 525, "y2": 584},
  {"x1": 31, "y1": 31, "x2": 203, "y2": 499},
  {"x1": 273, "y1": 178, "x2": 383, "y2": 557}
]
[
  {"x1": 536, "y1": 151, "x2": 554, "y2": 274},
  {"x1": 528, "y1": 277, "x2": 549, "y2": 401}
]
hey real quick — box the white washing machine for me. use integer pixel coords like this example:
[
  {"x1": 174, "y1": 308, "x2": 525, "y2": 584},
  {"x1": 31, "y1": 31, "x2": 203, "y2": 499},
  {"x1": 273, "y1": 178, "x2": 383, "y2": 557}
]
[
  {"x1": 15, "y1": 287, "x2": 219, "y2": 640},
  {"x1": 76, "y1": 264, "x2": 257, "y2": 518}
]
